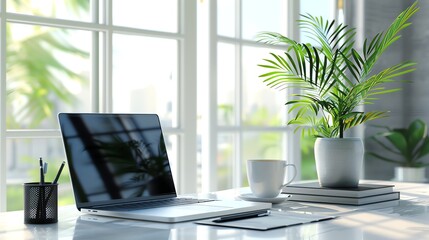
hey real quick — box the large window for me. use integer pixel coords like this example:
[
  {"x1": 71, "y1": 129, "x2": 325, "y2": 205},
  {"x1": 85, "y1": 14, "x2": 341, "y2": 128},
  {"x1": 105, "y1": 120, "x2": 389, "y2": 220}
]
[
  {"x1": 1, "y1": 0, "x2": 337, "y2": 211},
  {"x1": 199, "y1": 0, "x2": 299, "y2": 191},
  {"x1": 197, "y1": 0, "x2": 337, "y2": 191},
  {"x1": 1, "y1": 0, "x2": 196, "y2": 211}
]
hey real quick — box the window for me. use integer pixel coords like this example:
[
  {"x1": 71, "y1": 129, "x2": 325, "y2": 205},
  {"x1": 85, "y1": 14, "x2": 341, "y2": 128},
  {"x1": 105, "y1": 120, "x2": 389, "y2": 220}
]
[
  {"x1": 199, "y1": 0, "x2": 297, "y2": 192},
  {"x1": 1, "y1": 0, "x2": 337, "y2": 211},
  {"x1": 1, "y1": 0, "x2": 196, "y2": 211},
  {"x1": 197, "y1": 0, "x2": 337, "y2": 191}
]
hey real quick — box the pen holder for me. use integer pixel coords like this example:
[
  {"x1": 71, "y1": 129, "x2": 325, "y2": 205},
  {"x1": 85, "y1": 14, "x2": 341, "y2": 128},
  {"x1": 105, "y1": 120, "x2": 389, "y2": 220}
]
[{"x1": 24, "y1": 182, "x2": 58, "y2": 224}]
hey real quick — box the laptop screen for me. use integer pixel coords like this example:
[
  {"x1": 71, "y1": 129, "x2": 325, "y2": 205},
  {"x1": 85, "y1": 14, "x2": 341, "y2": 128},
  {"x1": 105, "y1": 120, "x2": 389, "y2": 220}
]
[{"x1": 58, "y1": 113, "x2": 177, "y2": 209}]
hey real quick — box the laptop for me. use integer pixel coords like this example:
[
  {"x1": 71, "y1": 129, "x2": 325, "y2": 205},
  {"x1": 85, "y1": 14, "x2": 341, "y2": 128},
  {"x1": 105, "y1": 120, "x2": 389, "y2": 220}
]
[{"x1": 58, "y1": 113, "x2": 271, "y2": 223}]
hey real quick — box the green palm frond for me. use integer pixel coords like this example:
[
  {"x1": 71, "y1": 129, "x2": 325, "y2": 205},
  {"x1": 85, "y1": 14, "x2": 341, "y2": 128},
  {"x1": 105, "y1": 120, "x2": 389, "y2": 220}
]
[
  {"x1": 258, "y1": 1, "x2": 419, "y2": 138},
  {"x1": 362, "y1": 1, "x2": 419, "y2": 78}
]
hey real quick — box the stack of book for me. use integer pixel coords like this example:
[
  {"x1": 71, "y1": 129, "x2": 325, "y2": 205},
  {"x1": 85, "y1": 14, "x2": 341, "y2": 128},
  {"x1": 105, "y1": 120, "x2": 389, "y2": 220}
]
[{"x1": 283, "y1": 182, "x2": 400, "y2": 206}]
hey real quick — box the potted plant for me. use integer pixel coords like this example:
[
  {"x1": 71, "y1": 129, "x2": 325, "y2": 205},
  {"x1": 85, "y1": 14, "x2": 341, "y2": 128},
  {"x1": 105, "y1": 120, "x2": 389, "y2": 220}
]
[
  {"x1": 257, "y1": 2, "x2": 419, "y2": 187},
  {"x1": 368, "y1": 119, "x2": 429, "y2": 182}
]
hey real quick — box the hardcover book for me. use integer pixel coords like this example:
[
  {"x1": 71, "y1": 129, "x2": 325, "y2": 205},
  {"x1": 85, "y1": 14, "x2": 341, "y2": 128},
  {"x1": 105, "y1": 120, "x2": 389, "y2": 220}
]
[
  {"x1": 282, "y1": 182, "x2": 394, "y2": 198},
  {"x1": 288, "y1": 192, "x2": 400, "y2": 206}
]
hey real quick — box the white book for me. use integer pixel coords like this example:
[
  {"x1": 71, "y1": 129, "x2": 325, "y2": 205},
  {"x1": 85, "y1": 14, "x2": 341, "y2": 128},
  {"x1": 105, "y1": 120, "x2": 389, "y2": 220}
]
[
  {"x1": 288, "y1": 192, "x2": 400, "y2": 206},
  {"x1": 283, "y1": 182, "x2": 394, "y2": 198}
]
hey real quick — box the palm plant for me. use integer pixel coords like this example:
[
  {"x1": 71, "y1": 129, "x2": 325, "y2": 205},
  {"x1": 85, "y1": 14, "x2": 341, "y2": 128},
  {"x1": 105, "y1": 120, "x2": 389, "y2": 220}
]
[
  {"x1": 257, "y1": 2, "x2": 418, "y2": 138},
  {"x1": 368, "y1": 119, "x2": 429, "y2": 168}
]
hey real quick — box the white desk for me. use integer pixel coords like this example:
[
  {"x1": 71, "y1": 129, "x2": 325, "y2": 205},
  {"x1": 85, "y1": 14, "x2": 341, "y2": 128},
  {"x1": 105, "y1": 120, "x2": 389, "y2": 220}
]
[{"x1": 1, "y1": 181, "x2": 429, "y2": 240}]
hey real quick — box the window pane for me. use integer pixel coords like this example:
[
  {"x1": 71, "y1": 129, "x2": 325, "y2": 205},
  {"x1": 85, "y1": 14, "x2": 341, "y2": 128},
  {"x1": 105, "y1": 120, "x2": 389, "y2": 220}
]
[
  {"x1": 112, "y1": 34, "x2": 178, "y2": 128},
  {"x1": 242, "y1": 132, "x2": 284, "y2": 186},
  {"x1": 242, "y1": 46, "x2": 285, "y2": 126},
  {"x1": 217, "y1": 0, "x2": 235, "y2": 37},
  {"x1": 217, "y1": 133, "x2": 235, "y2": 190},
  {"x1": 300, "y1": 0, "x2": 335, "y2": 45},
  {"x1": 113, "y1": 0, "x2": 178, "y2": 33},
  {"x1": 6, "y1": 0, "x2": 90, "y2": 22},
  {"x1": 301, "y1": 136, "x2": 317, "y2": 180},
  {"x1": 242, "y1": 132, "x2": 284, "y2": 159},
  {"x1": 242, "y1": 0, "x2": 287, "y2": 40},
  {"x1": 300, "y1": 0, "x2": 334, "y2": 17},
  {"x1": 6, "y1": 138, "x2": 74, "y2": 211},
  {"x1": 7, "y1": 23, "x2": 91, "y2": 129},
  {"x1": 217, "y1": 43, "x2": 236, "y2": 126},
  {"x1": 164, "y1": 134, "x2": 179, "y2": 187}
]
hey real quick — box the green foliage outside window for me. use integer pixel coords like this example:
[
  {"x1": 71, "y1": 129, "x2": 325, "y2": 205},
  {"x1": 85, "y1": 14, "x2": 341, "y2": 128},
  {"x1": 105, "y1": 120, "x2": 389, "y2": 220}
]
[
  {"x1": 6, "y1": 0, "x2": 89, "y2": 211},
  {"x1": 7, "y1": 0, "x2": 89, "y2": 128}
]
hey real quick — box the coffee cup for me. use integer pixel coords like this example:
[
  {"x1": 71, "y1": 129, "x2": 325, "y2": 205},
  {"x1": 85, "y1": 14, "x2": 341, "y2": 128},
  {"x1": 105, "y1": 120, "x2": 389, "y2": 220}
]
[{"x1": 247, "y1": 159, "x2": 297, "y2": 198}]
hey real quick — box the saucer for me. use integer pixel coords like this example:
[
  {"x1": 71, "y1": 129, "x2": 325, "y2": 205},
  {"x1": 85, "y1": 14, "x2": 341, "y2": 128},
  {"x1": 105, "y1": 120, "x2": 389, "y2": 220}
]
[{"x1": 238, "y1": 193, "x2": 291, "y2": 204}]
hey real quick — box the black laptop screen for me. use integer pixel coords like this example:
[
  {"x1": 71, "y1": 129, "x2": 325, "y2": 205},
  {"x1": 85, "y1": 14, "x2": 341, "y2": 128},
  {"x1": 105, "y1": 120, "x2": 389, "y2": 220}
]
[{"x1": 58, "y1": 113, "x2": 176, "y2": 208}]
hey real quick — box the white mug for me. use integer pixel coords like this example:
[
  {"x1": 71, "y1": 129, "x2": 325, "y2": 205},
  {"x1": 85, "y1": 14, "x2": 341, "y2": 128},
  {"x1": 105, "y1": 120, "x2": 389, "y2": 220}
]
[{"x1": 247, "y1": 159, "x2": 297, "y2": 198}]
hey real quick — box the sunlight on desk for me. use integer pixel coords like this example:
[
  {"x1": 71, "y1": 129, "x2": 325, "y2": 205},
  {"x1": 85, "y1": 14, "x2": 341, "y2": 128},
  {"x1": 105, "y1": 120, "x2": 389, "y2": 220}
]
[{"x1": 336, "y1": 211, "x2": 429, "y2": 239}]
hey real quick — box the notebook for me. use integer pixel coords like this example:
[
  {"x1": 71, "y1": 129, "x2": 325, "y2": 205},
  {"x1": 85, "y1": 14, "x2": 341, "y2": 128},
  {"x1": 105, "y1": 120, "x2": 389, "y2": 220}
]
[
  {"x1": 196, "y1": 211, "x2": 337, "y2": 231},
  {"x1": 58, "y1": 113, "x2": 271, "y2": 223}
]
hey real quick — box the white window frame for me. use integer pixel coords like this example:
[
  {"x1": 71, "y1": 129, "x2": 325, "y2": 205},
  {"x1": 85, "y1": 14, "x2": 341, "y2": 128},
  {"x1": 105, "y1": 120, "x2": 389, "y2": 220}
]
[
  {"x1": 0, "y1": 0, "x2": 197, "y2": 211},
  {"x1": 0, "y1": 0, "x2": 340, "y2": 211},
  {"x1": 201, "y1": 0, "x2": 302, "y2": 192}
]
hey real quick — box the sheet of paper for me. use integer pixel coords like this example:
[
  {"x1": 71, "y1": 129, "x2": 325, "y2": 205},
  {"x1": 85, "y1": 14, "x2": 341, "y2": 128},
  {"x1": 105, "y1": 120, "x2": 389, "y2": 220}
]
[{"x1": 195, "y1": 211, "x2": 337, "y2": 231}]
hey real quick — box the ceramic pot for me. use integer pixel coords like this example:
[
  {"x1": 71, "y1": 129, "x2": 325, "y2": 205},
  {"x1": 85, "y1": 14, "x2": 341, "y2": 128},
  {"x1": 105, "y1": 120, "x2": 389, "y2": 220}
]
[
  {"x1": 394, "y1": 166, "x2": 427, "y2": 183},
  {"x1": 314, "y1": 138, "x2": 364, "y2": 187}
]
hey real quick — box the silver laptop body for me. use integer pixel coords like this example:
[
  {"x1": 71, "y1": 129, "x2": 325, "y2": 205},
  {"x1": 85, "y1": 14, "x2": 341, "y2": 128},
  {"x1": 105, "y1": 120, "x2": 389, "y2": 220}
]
[{"x1": 58, "y1": 113, "x2": 271, "y2": 223}]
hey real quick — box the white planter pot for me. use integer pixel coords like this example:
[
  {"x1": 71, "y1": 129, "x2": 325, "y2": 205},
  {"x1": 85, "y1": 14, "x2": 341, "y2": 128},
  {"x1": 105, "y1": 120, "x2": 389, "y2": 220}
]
[
  {"x1": 314, "y1": 138, "x2": 364, "y2": 188},
  {"x1": 394, "y1": 166, "x2": 427, "y2": 183}
]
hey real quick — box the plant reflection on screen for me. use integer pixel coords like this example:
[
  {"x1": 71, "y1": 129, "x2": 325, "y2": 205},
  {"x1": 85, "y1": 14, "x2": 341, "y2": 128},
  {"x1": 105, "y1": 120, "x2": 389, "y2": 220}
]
[{"x1": 91, "y1": 133, "x2": 174, "y2": 198}]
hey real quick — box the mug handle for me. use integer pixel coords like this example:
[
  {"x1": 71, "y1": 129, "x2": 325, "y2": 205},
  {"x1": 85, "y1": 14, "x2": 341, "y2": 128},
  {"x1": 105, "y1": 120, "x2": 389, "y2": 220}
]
[{"x1": 281, "y1": 163, "x2": 297, "y2": 188}]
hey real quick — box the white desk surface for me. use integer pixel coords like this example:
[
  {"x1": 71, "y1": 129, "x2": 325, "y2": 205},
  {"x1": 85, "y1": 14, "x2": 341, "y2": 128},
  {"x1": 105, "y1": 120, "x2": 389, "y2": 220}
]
[{"x1": 1, "y1": 180, "x2": 429, "y2": 240}]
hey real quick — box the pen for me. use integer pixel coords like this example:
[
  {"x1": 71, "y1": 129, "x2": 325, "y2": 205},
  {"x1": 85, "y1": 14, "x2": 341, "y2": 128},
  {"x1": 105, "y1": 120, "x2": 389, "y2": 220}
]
[
  {"x1": 39, "y1": 157, "x2": 44, "y2": 185},
  {"x1": 53, "y1": 161, "x2": 66, "y2": 184},
  {"x1": 212, "y1": 210, "x2": 271, "y2": 223},
  {"x1": 37, "y1": 157, "x2": 45, "y2": 220},
  {"x1": 42, "y1": 161, "x2": 65, "y2": 209}
]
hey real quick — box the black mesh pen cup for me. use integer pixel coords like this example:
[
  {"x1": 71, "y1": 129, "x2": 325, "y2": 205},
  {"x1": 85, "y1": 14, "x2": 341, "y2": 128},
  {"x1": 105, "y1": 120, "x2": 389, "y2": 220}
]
[{"x1": 24, "y1": 182, "x2": 58, "y2": 224}]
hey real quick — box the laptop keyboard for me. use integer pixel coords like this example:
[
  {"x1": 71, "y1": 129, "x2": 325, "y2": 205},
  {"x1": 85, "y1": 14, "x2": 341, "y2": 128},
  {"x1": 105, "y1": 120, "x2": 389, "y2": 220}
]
[{"x1": 97, "y1": 198, "x2": 215, "y2": 211}]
